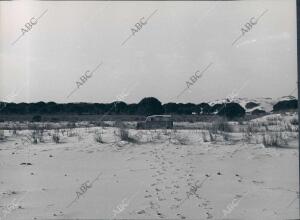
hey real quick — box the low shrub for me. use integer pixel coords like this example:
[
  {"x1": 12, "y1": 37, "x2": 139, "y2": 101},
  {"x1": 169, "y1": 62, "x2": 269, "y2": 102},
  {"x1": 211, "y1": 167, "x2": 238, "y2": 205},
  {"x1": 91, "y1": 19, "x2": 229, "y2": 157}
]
[
  {"x1": 94, "y1": 131, "x2": 104, "y2": 143},
  {"x1": 117, "y1": 127, "x2": 136, "y2": 143},
  {"x1": 202, "y1": 132, "x2": 209, "y2": 142},
  {"x1": 262, "y1": 132, "x2": 288, "y2": 148},
  {"x1": 173, "y1": 133, "x2": 189, "y2": 145},
  {"x1": 0, "y1": 130, "x2": 4, "y2": 140},
  {"x1": 52, "y1": 130, "x2": 60, "y2": 144}
]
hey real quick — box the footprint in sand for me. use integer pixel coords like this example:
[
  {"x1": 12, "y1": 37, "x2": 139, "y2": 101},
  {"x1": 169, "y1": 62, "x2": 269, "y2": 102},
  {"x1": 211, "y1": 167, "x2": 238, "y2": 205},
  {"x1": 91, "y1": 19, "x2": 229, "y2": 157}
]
[
  {"x1": 2, "y1": 190, "x2": 18, "y2": 196},
  {"x1": 235, "y1": 174, "x2": 243, "y2": 182},
  {"x1": 53, "y1": 211, "x2": 64, "y2": 217},
  {"x1": 252, "y1": 180, "x2": 264, "y2": 184},
  {"x1": 137, "y1": 210, "x2": 146, "y2": 214},
  {"x1": 206, "y1": 212, "x2": 213, "y2": 219},
  {"x1": 177, "y1": 213, "x2": 186, "y2": 219},
  {"x1": 20, "y1": 162, "x2": 32, "y2": 166},
  {"x1": 157, "y1": 211, "x2": 164, "y2": 218}
]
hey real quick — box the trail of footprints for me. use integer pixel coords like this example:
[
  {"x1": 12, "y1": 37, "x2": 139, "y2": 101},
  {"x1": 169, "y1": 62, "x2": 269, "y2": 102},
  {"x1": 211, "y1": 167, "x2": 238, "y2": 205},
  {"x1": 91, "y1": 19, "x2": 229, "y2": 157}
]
[{"x1": 137, "y1": 146, "x2": 214, "y2": 219}]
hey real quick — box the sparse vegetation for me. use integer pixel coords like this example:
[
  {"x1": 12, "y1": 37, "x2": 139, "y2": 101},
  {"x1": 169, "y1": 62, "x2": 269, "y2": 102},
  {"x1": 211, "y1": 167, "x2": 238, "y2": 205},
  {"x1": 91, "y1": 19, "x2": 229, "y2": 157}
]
[
  {"x1": 52, "y1": 130, "x2": 60, "y2": 144},
  {"x1": 290, "y1": 116, "x2": 298, "y2": 125},
  {"x1": 211, "y1": 118, "x2": 234, "y2": 133},
  {"x1": 209, "y1": 131, "x2": 217, "y2": 142},
  {"x1": 202, "y1": 132, "x2": 209, "y2": 142},
  {"x1": 30, "y1": 131, "x2": 38, "y2": 144},
  {"x1": 0, "y1": 130, "x2": 4, "y2": 141},
  {"x1": 67, "y1": 129, "x2": 77, "y2": 137},
  {"x1": 221, "y1": 132, "x2": 230, "y2": 142},
  {"x1": 172, "y1": 133, "x2": 189, "y2": 145},
  {"x1": 94, "y1": 131, "x2": 104, "y2": 143},
  {"x1": 243, "y1": 128, "x2": 252, "y2": 143},
  {"x1": 262, "y1": 132, "x2": 288, "y2": 148},
  {"x1": 117, "y1": 127, "x2": 137, "y2": 143}
]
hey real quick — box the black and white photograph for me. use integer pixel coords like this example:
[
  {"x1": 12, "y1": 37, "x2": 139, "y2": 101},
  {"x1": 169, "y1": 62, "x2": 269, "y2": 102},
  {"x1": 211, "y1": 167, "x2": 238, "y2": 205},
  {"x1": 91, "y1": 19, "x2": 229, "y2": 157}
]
[{"x1": 0, "y1": 0, "x2": 299, "y2": 219}]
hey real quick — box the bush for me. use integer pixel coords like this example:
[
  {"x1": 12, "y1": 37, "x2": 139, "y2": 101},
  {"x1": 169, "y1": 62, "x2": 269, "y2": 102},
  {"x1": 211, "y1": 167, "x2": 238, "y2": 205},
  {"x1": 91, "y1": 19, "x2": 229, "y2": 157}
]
[
  {"x1": 114, "y1": 120, "x2": 126, "y2": 128},
  {"x1": 173, "y1": 133, "x2": 189, "y2": 145},
  {"x1": 94, "y1": 131, "x2": 104, "y2": 143},
  {"x1": 221, "y1": 132, "x2": 230, "y2": 141},
  {"x1": 117, "y1": 127, "x2": 136, "y2": 143},
  {"x1": 52, "y1": 130, "x2": 60, "y2": 144},
  {"x1": 202, "y1": 132, "x2": 209, "y2": 142},
  {"x1": 209, "y1": 131, "x2": 217, "y2": 142},
  {"x1": 37, "y1": 129, "x2": 44, "y2": 143},
  {"x1": 243, "y1": 130, "x2": 252, "y2": 143},
  {"x1": 0, "y1": 130, "x2": 4, "y2": 140},
  {"x1": 66, "y1": 122, "x2": 76, "y2": 129},
  {"x1": 29, "y1": 131, "x2": 38, "y2": 144},
  {"x1": 211, "y1": 118, "x2": 234, "y2": 133},
  {"x1": 119, "y1": 127, "x2": 129, "y2": 140},
  {"x1": 290, "y1": 116, "x2": 298, "y2": 125},
  {"x1": 262, "y1": 132, "x2": 288, "y2": 147},
  {"x1": 243, "y1": 123, "x2": 261, "y2": 133},
  {"x1": 67, "y1": 129, "x2": 77, "y2": 137}
]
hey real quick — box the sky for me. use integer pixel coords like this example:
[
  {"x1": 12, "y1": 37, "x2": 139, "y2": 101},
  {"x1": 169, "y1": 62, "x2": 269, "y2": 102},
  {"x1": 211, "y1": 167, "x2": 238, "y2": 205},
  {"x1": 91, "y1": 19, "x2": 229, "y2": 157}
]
[{"x1": 0, "y1": 0, "x2": 297, "y2": 104}]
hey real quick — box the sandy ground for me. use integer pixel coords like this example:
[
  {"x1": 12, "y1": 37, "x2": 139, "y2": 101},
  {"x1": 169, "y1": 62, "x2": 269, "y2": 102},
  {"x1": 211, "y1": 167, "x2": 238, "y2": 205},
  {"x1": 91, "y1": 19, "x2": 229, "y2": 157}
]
[{"x1": 0, "y1": 127, "x2": 298, "y2": 219}]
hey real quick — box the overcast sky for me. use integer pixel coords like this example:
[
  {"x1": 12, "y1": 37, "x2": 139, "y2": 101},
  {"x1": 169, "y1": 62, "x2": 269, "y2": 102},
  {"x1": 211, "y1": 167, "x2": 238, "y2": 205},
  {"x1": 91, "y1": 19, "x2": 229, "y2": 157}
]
[{"x1": 0, "y1": 0, "x2": 297, "y2": 104}]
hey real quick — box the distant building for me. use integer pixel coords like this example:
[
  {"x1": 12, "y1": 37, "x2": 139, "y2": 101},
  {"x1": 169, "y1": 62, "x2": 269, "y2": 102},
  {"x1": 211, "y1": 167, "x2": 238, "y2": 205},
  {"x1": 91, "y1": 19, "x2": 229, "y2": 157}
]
[{"x1": 136, "y1": 115, "x2": 173, "y2": 129}]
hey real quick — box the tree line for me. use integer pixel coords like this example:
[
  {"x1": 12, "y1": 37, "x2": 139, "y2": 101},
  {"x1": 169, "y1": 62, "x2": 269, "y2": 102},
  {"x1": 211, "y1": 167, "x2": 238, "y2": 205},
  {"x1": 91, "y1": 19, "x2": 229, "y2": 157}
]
[{"x1": 0, "y1": 97, "x2": 297, "y2": 119}]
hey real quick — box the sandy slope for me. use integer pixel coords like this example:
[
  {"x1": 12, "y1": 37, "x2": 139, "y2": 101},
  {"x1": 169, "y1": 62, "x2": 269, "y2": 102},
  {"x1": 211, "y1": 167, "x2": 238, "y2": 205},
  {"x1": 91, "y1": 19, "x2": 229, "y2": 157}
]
[
  {"x1": 209, "y1": 96, "x2": 297, "y2": 114},
  {"x1": 0, "y1": 128, "x2": 298, "y2": 219}
]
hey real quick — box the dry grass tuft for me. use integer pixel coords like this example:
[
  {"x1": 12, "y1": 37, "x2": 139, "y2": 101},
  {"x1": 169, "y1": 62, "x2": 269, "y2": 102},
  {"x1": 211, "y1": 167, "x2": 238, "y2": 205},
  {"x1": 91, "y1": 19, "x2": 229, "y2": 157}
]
[
  {"x1": 117, "y1": 127, "x2": 137, "y2": 143},
  {"x1": 0, "y1": 130, "x2": 4, "y2": 141},
  {"x1": 201, "y1": 132, "x2": 209, "y2": 142},
  {"x1": 262, "y1": 132, "x2": 288, "y2": 148},
  {"x1": 172, "y1": 133, "x2": 189, "y2": 145},
  {"x1": 52, "y1": 130, "x2": 60, "y2": 144},
  {"x1": 94, "y1": 131, "x2": 104, "y2": 143}
]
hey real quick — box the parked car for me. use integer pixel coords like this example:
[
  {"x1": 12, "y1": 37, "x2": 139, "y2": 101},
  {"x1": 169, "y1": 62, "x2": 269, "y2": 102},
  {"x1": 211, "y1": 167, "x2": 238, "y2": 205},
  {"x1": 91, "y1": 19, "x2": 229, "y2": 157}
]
[{"x1": 136, "y1": 115, "x2": 173, "y2": 129}]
